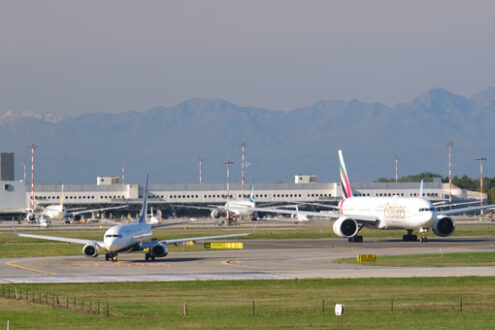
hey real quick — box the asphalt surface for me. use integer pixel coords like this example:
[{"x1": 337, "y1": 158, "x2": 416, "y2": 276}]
[{"x1": 1, "y1": 236, "x2": 495, "y2": 283}]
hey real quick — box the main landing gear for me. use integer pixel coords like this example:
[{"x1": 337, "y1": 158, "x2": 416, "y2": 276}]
[
  {"x1": 402, "y1": 230, "x2": 418, "y2": 242},
  {"x1": 105, "y1": 253, "x2": 118, "y2": 262},
  {"x1": 145, "y1": 253, "x2": 155, "y2": 261},
  {"x1": 348, "y1": 236, "x2": 363, "y2": 242}
]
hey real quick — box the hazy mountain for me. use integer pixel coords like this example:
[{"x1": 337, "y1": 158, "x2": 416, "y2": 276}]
[{"x1": 1, "y1": 88, "x2": 495, "y2": 184}]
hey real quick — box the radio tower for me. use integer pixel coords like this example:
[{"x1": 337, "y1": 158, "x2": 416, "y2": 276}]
[
  {"x1": 394, "y1": 154, "x2": 399, "y2": 183},
  {"x1": 223, "y1": 160, "x2": 234, "y2": 221},
  {"x1": 241, "y1": 143, "x2": 246, "y2": 198},
  {"x1": 30, "y1": 144, "x2": 37, "y2": 211},
  {"x1": 199, "y1": 156, "x2": 203, "y2": 184},
  {"x1": 447, "y1": 141, "x2": 453, "y2": 205},
  {"x1": 121, "y1": 163, "x2": 125, "y2": 184}
]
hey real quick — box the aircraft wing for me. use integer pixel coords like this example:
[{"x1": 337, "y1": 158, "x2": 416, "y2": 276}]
[
  {"x1": 67, "y1": 205, "x2": 128, "y2": 217},
  {"x1": 437, "y1": 204, "x2": 495, "y2": 216},
  {"x1": 161, "y1": 233, "x2": 249, "y2": 245},
  {"x1": 250, "y1": 206, "x2": 378, "y2": 223},
  {"x1": 13, "y1": 221, "x2": 104, "y2": 248}
]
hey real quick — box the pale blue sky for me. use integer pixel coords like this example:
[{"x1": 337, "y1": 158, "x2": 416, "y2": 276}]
[{"x1": 2, "y1": 0, "x2": 495, "y2": 116}]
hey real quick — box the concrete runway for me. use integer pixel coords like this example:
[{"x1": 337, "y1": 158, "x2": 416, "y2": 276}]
[{"x1": 1, "y1": 237, "x2": 495, "y2": 283}]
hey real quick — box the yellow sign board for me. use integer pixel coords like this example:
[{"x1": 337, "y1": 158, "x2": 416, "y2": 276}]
[
  {"x1": 204, "y1": 242, "x2": 244, "y2": 249},
  {"x1": 357, "y1": 254, "x2": 376, "y2": 262}
]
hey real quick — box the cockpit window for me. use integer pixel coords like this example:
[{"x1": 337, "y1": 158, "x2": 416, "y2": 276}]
[
  {"x1": 419, "y1": 207, "x2": 435, "y2": 212},
  {"x1": 105, "y1": 234, "x2": 121, "y2": 238}
]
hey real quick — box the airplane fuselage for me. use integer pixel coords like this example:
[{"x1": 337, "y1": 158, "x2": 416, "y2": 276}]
[
  {"x1": 225, "y1": 199, "x2": 255, "y2": 217},
  {"x1": 103, "y1": 222, "x2": 152, "y2": 253},
  {"x1": 339, "y1": 197, "x2": 437, "y2": 230},
  {"x1": 42, "y1": 204, "x2": 66, "y2": 221}
]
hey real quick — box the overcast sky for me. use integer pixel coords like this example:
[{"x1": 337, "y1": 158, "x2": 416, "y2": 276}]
[{"x1": 2, "y1": 0, "x2": 495, "y2": 116}]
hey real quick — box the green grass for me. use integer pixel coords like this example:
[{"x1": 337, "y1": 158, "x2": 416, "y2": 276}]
[
  {"x1": 1, "y1": 277, "x2": 495, "y2": 328},
  {"x1": 335, "y1": 252, "x2": 495, "y2": 267}
]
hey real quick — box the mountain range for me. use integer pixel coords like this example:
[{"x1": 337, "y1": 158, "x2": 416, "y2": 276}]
[{"x1": 1, "y1": 87, "x2": 495, "y2": 184}]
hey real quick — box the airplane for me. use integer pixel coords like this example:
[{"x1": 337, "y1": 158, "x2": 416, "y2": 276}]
[
  {"x1": 14, "y1": 176, "x2": 249, "y2": 261},
  {"x1": 25, "y1": 185, "x2": 127, "y2": 224},
  {"x1": 251, "y1": 150, "x2": 495, "y2": 243},
  {"x1": 180, "y1": 184, "x2": 257, "y2": 222}
]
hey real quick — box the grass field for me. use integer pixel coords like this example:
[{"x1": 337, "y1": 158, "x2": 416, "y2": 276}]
[
  {"x1": 335, "y1": 252, "x2": 495, "y2": 267},
  {"x1": 1, "y1": 223, "x2": 495, "y2": 258},
  {"x1": 1, "y1": 277, "x2": 495, "y2": 329}
]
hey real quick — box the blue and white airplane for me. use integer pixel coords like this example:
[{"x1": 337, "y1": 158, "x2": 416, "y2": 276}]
[{"x1": 14, "y1": 176, "x2": 249, "y2": 261}]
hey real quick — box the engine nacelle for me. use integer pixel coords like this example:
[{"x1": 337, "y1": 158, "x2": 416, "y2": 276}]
[
  {"x1": 432, "y1": 216, "x2": 455, "y2": 237},
  {"x1": 82, "y1": 244, "x2": 99, "y2": 258},
  {"x1": 333, "y1": 217, "x2": 359, "y2": 238},
  {"x1": 26, "y1": 213, "x2": 36, "y2": 223},
  {"x1": 210, "y1": 209, "x2": 221, "y2": 219},
  {"x1": 151, "y1": 243, "x2": 168, "y2": 258}
]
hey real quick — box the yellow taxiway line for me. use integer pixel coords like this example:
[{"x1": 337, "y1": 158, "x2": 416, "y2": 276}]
[{"x1": 5, "y1": 261, "x2": 56, "y2": 275}]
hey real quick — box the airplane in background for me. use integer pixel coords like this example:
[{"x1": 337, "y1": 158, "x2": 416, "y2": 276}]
[
  {"x1": 252, "y1": 150, "x2": 495, "y2": 242},
  {"x1": 25, "y1": 185, "x2": 127, "y2": 224},
  {"x1": 15, "y1": 176, "x2": 249, "y2": 261},
  {"x1": 181, "y1": 185, "x2": 257, "y2": 222}
]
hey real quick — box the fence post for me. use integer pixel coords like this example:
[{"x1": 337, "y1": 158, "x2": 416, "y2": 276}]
[
  {"x1": 32, "y1": 292, "x2": 35, "y2": 303},
  {"x1": 39, "y1": 293, "x2": 41, "y2": 304},
  {"x1": 74, "y1": 297, "x2": 76, "y2": 310},
  {"x1": 460, "y1": 297, "x2": 463, "y2": 312},
  {"x1": 252, "y1": 300, "x2": 255, "y2": 316},
  {"x1": 322, "y1": 300, "x2": 325, "y2": 313},
  {"x1": 25, "y1": 289, "x2": 28, "y2": 300},
  {"x1": 66, "y1": 297, "x2": 69, "y2": 309},
  {"x1": 82, "y1": 298, "x2": 84, "y2": 312},
  {"x1": 184, "y1": 302, "x2": 188, "y2": 316},
  {"x1": 106, "y1": 302, "x2": 110, "y2": 317},
  {"x1": 391, "y1": 298, "x2": 394, "y2": 313},
  {"x1": 14, "y1": 288, "x2": 18, "y2": 300},
  {"x1": 98, "y1": 301, "x2": 101, "y2": 316},
  {"x1": 7, "y1": 320, "x2": 10, "y2": 330}
]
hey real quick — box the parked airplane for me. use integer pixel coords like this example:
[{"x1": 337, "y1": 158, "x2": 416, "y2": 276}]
[
  {"x1": 25, "y1": 185, "x2": 127, "y2": 224},
  {"x1": 14, "y1": 176, "x2": 249, "y2": 261},
  {"x1": 182, "y1": 185, "x2": 257, "y2": 221},
  {"x1": 252, "y1": 150, "x2": 495, "y2": 242}
]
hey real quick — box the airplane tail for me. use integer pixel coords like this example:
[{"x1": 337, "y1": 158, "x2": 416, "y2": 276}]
[
  {"x1": 419, "y1": 179, "x2": 424, "y2": 198},
  {"x1": 338, "y1": 150, "x2": 353, "y2": 199},
  {"x1": 249, "y1": 180, "x2": 255, "y2": 202},
  {"x1": 60, "y1": 184, "x2": 65, "y2": 207},
  {"x1": 138, "y1": 175, "x2": 149, "y2": 223}
]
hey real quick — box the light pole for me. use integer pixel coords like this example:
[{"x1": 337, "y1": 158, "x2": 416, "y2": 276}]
[
  {"x1": 198, "y1": 157, "x2": 203, "y2": 184},
  {"x1": 394, "y1": 154, "x2": 399, "y2": 183},
  {"x1": 447, "y1": 142, "x2": 453, "y2": 205},
  {"x1": 30, "y1": 144, "x2": 37, "y2": 212},
  {"x1": 477, "y1": 156, "x2": 487, "y2": 215},
  {"x1": 223, "y1": 160, "x2": 234, "y2": 221}
]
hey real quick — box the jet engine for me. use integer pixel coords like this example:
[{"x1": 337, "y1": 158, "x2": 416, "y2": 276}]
[
  {"x1": 151, "y1": 243, "x2": 168, "y2": 258},
  {"x1": 82, "y1": 244, "x2": 99, "y2": 257},
  {"x1": 432, "y1": 216, "x2": 455, "y2": 237},
  {"x1": 210, "y1": 209, "x2": 221, "y2": 219},
  {"x1": 333, "y1": 217, "x2": 359, "y2": 238},
  {"x1": 26, "y1": 213, "x2": 36, "y2": 223}
]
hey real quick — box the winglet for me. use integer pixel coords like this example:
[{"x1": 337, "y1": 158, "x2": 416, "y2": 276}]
[
  {"x1": 138, "y1": 175, "x2": 149, "y2": 223},
  {"x1": 419, "y1": 179, "x2": 424, "y2": 198},
  {"x1": 338, "y1": 150, "x2": 353, "y2": 199}
]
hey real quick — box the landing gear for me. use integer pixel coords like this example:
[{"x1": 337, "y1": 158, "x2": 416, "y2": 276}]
[
  {"x1": 105, "y1": 253, "x2": 118, "y2": 262},
  {"x1": 419, "y1": 228, "x2": 429, "y2": 243},
  {"x1": 348, "y1": 235, "x2": 363, "y2": 243},
  {"x1": 145, "y1": 253, "x2": 155, "y2": 261},
  {"x1": 402, "y1": 230, "x2": 418, "y2": 242}
]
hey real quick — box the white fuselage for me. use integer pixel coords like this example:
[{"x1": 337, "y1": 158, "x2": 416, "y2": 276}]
[
  {"x1": 339, "y1": 197, "x2": 437, "y2": 230},
  {"x1": 103, "y1": 222, "x2": 152, "y2": 253},
  {"x1": 225, "y1": 199, "x2": 255, "y2": 217},
  {"x1": 42, "y1": 204, "x2": 66, "y2": 221}
]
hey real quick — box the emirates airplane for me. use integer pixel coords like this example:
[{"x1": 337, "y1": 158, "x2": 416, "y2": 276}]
[
  {"x1": 15, "y1": 176, "x2": 249, "y2": 261},
  {"x1": 253, "y1": 150, "x2": 495, "y2": 242}
]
